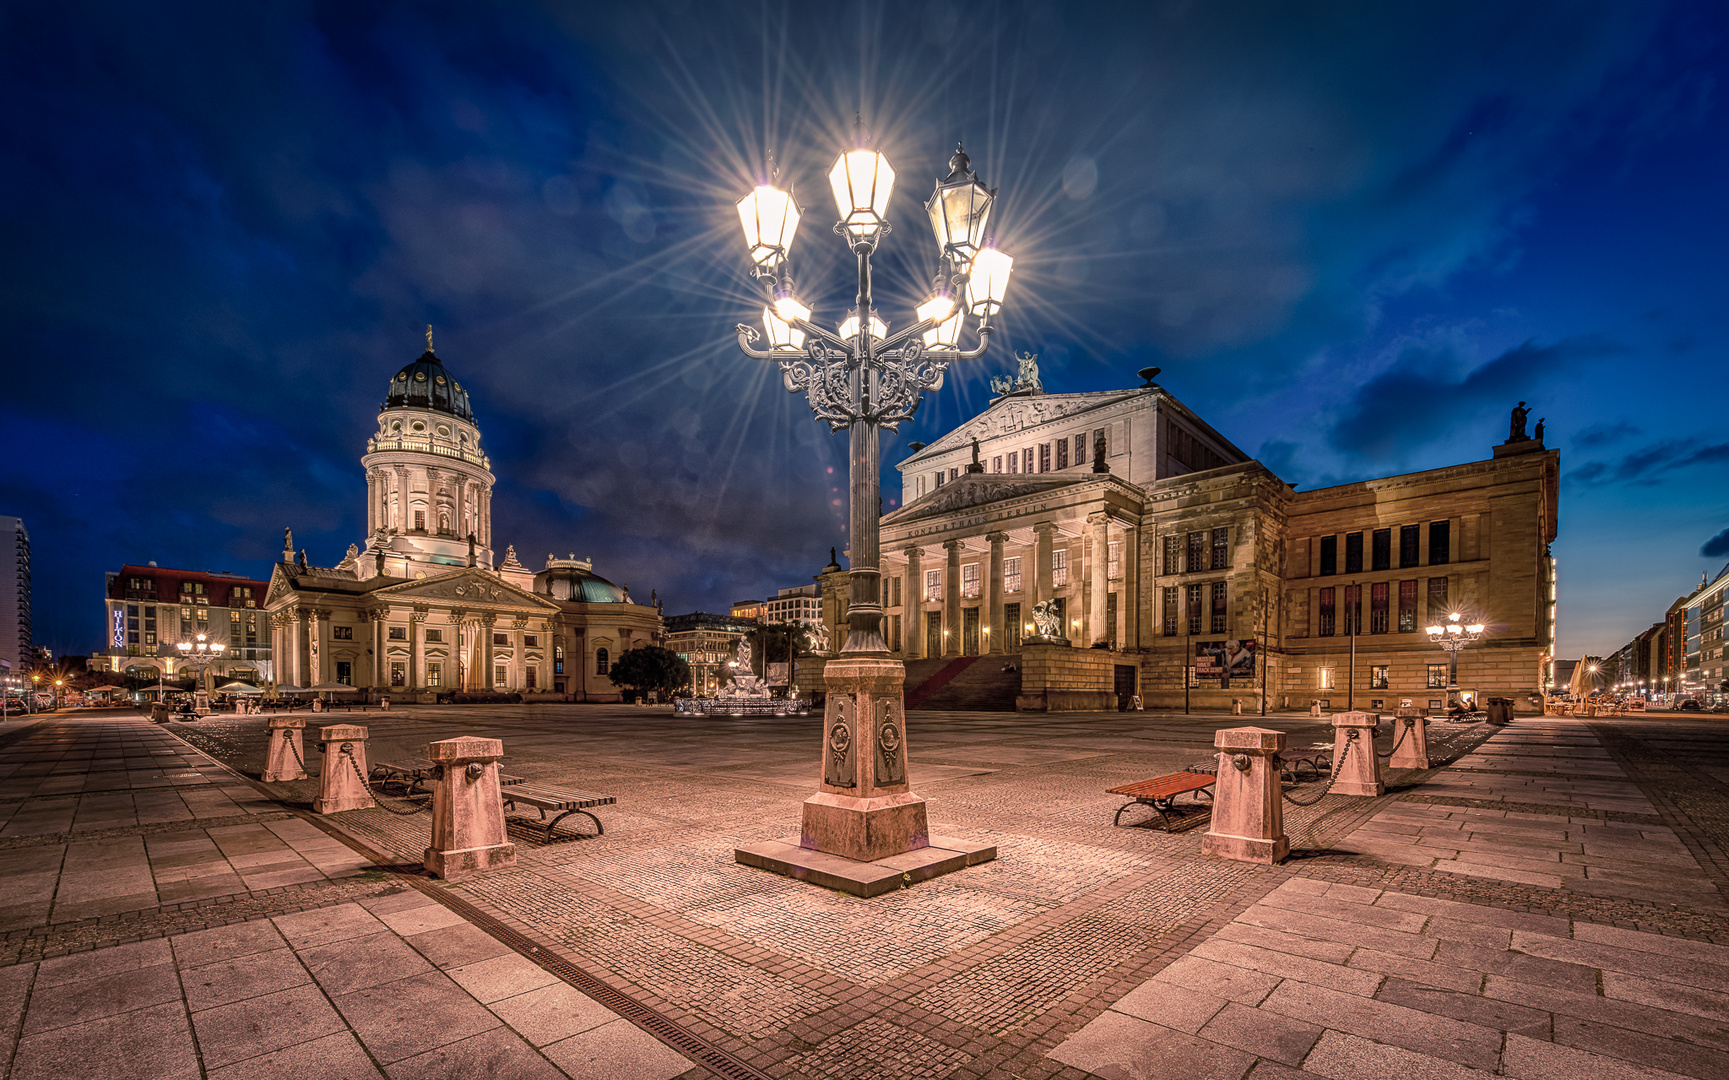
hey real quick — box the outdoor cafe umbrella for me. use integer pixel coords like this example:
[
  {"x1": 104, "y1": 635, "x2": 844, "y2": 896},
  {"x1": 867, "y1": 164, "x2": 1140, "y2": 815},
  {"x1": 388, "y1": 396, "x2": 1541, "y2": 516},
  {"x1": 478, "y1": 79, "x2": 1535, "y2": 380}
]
[
  {"x1": 216, "y1": 681, "x2": 264, "y2": 695},
  {"x1": 307, "y1": 682, "x2": 360, "y2": 693},
  {"x1": 274, "y1": 685, "x2": 307, "y2": 694}
]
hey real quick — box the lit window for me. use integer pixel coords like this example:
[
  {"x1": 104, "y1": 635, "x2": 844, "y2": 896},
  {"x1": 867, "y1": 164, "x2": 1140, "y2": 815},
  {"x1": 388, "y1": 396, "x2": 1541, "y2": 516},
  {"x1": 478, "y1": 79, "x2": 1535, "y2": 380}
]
[
  {"x1": 1053, "y1": 549, "x2": 1069, "y2": 587},
  {"x1": 596, "y1": 648, "x2": 609, "y2": 675},
  {"x1": 962, "y1": 563, "x2": 981, "y2": 599},
  {"x1": 925, "y1": 569, "x2": 942, "y2": 603},
  {"x1": 1319, "y1": 668, "x2": 1335, "y2": 690},
  {"x1": 1107, "y1": 540, "x2": 1121, "y2": 581},
  {"x1": 1004, "y1": 557, "x2": 1022, "y2": 594}
]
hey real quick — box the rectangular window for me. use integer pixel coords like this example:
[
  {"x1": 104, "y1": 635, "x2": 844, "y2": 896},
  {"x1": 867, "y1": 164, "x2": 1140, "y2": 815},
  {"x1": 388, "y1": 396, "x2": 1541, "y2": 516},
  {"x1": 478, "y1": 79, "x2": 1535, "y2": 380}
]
[
  {"x1": 336, "y1": 661, "x2": 352, "y2": 685},
  {"x1": 962, "y1": 563, "x2": 981, "y2": 599},
  {"x1": 1429, "y1": 521, "x2": 1451, "y2": 565},
  {"x1": 1188, "y1": 531, "x2": 1206, "y2": 573},
  {"x1": 1399, "y1": 580, "x2": 1418, "y2": 632},
  {"x1": 890, "y1": 614, "x2": 901, "y2": 653},
  {"x1": 1427, "y1": 577, "x2": 1450, "y2": 622},
  {"x1": 1400, "y1": 524, "x2": 1419, "y2": 568},
  {"x1": 390, "y1": 661, "x2": 405, "y2": 686},
  {"x1": 493, "y1": 632, "x2": 508, "y2": 646},
  {"x1": 1371, "y1": 665, "x2": 1389, "y2": 690},
  {"x1": 524, "y1": 634, "x2": 538, "y2": 647},
  {"x1": 414, "y1": 510, "x2": 426, "y2": 530},
  {"x1": 1107, "y1": 540, "x2": 1122, "y2": 581},
  {"x1": 554, "y1": 644, "x2": 565, "y2": 675},
  {"x1": 891, "y1": 575, "x2": 902, "y2": 607},
  {"x1": 427, "y1": 663, "x2": 442, "y2": 687},
  {"x1": 1211, "y1": 581, "x2": 1228, "y2": 634},
  {"x1": 1345, "y1": 532, "x2": 1363, "y2": 574},
  {"x1": 1427, "y1": 664, "x2": 1448, "y2": 689},
  {"x1": 1007, "y1": 451, "x2": 1018, "y2": 474},
  {"x1": 950, "y1": 468, "x2": 959, "y2": 481},
  {"x1": 144, "y1": 632, "x2": 156, "y2": 646},
  {"x1": 332, "y1": 625, "x2": 353, "y2": 640},
  {"x1": 1372, "y1": 529, "x2": 1391, "y2": 572},
  {"x1": 1319, "y1": 535, "x2": 1337, "y2": 576},
  {"x1": 1056, "y1": 439, "x2": 1069, "y2": 470},
  {"x1": 1039, "y1": 443, "x2": 1051, "y2": 472},
  {"x1": 388, "y1": 626, "x2": 406, "y2": 640},
  {"x1": 1212, "y1": 528, "x2": 1229, "y2": 570},
  {"x1": 1186, "y1": 583, "x2": 1204, "y2": 635},
  {"x1": 425, "y1": 628, "x2": 443, "y2": 643},
  {"x1": 1076, "y1": 433, "x2": 1088, "y2": 464},
  {"x1": 1053, "y1": 549, "x2": 1069, "y2": 587},
  {"x1": 1163, "y1": 535, "x2": 1180, "y2": 576},
  {"x1": 992, "y1": 456, "x2": 1002, "y2": 473},
  {"x1": 1370, "y1": 581, "x2": 1390, "y2": 634},
  {"x1": 526, "y1": 669, "x2": 537, "y2": 689},
  {"x1": 1318, "y1": 587, "x2": 1336, "y2": 637},
  {"x1": 1342, "y1": 585, "x2": 1360, "y2": 636},
  {"x1": 926, "y1": 569, "x2": 942, "y2": 603},
  {"x1": 1163, "y1": 586, "x2": 1179, "y2": 636},
  {"x1": 495, "y1": 664, "x2": 507, "y2": 685},
  {"x1": 1319, "y1": 668, "x2": 1335, "y2": 690},
  {"x1": 1023, "y1": 447, "x2": 1034, "y2": 473}
]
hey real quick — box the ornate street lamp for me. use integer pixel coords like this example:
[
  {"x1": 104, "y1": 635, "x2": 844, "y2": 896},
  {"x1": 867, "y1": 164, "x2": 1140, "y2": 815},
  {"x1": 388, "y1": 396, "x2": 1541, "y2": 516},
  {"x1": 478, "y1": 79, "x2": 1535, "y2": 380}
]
[
  {"x1": 730, "y1": 137, "x2": 1012, "y2": 883},
  {"x1": 1425, "y1": 612, "x2": 1484, "y2": 711},
  {"x1": 177, "y1": 631, "x2": 227, "y2": 716}
]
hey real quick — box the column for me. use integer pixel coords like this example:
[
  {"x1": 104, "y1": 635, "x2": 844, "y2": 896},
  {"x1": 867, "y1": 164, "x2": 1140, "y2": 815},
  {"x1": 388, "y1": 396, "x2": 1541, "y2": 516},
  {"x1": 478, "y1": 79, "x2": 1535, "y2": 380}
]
[
  {"x1": 944, "y1": 539, "x2": 963, "y2": 658},
  {"x1": 293, "y1": 609, "x2": 310, "y2": 687},
  {"x1": 310, "y1": 610, "x2": 328, "y2": 686},
  {"x1": 365, "y1": 471, "x2": 378, "y2": 534},
  {"x1": 1034, "y1": 522, "x2": 1056, "y2": 610},
  {"x1": 392, "y1": 465, "x2": 408, "y2": 532},
  {"x1": 905, "y1": 546, "x2": 925, "y2": 660},
  {"x1": 409, "y1": 609, "x2": 426, "y2": 691},
  {"x1": 371, "y1": 610, "x2": 386, "y2": 689},
  {"x1": 482, "y1": 616, "x2": 496, "y2": 689},
  {"x1": 1124, "y1": 523, "x2": 1140, "y2": 649},
  {"x1": 1088, "y1": 512, "x2": 1110, "y2": 648},
  {"x1": 512, "y1": 618, "x2": 527, "y2": 689},
  {"x1": 987, "y1": 531, "x2": 1007, "y2": 655}
]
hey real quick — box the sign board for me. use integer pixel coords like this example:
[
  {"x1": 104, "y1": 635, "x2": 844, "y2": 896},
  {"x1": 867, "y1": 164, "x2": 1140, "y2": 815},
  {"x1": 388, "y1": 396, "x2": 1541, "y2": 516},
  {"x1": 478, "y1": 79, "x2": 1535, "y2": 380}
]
[
  {"x1": 113, "y1": 608, "x2": 125, "y2": 649},
  {"x1": 1195, "y1": 639, "x2": 1256, "y2": 680}
]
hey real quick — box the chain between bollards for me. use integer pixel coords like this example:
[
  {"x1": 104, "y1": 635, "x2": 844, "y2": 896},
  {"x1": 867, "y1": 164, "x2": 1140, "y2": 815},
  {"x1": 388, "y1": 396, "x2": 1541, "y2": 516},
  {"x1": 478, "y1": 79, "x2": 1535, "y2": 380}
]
[
  {"x1": 282, "y1": 728, "x2": 306, "y2": 771},
  {"x1": 340, "y1": 745, "x2": 430, "y2": 816},
  {"x1": 1375, "y1": 716, "x2": 1414, "y2": 761},
  {"x1": 1279, "y1": 729, "x2": 1357, "y2": 807}
]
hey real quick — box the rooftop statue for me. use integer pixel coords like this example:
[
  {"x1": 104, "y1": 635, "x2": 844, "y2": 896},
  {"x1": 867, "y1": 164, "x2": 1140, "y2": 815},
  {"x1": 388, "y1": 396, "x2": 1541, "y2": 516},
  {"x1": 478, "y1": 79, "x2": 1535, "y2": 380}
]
[
  {"x1": 1509, "y1": 401, "x2": 1530, "y2": 442},
  {"x1": 989, "y1": 351, "x2": 1043, "y2": 396}
]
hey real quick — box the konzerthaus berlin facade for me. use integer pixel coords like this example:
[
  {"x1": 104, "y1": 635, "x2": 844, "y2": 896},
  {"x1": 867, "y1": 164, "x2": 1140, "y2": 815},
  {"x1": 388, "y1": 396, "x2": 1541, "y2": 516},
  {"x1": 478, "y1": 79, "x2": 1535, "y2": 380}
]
[
  {"x1": 826, "y1": 369, "x2": 1558, "y2": 713},
  {"x1": 262, "y1": 342, "x2": 660, "y2": 702}
]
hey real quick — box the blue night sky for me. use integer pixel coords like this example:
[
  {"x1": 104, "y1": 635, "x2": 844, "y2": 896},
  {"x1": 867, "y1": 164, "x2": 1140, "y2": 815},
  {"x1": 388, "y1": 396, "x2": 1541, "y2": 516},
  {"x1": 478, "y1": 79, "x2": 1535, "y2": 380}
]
[{"x1": 2, "y1": 2, "x2": 1725, "y2": 662}]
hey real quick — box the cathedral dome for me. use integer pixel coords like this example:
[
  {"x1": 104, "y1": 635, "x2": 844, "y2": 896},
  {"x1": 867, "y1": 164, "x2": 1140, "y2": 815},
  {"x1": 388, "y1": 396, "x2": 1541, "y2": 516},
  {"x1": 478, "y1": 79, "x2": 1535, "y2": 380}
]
[
  {"x1": 534, "y1": 557, "x2": 628, "y2": 603},
  {"x1": 383, "y1": 351, "x2": 474, "y2": 423}
]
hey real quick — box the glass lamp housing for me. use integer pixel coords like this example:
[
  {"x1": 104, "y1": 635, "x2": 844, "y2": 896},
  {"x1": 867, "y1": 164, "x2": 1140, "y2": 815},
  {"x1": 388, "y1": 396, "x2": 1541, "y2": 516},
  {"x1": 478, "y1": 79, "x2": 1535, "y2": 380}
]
[
  {"x1": 829, "y1": 150, "x2": 895, "y2": 243},
  {"x1": 965, "y1": 246, "x2": 1014, "y2": 315},
  {"x1": 916, "y1": 292, "x2": 964, "y2": 349},
  {"x1": 762, "y1": 295, "x2": 811, "y2": 351},
  {"x1": 736, "y1": 185, "x2": 801, "y2": 269},
  {"x1": 926, "y1": 148, "x2": 994, "y2": 271},
  {"x1": 838, "y1": 308, "x2": 887, "y2": 341}
]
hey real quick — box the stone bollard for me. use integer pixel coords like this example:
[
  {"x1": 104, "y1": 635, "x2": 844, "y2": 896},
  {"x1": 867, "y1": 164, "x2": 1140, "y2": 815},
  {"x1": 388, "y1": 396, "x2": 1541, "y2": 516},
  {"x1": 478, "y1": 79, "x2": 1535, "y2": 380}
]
[
  {"x1": 262, "y1": 715, "x2": 308, "y2": 782},
  {"x1": 313, "y1": 725, "x2": 375, "y2": 813},
  {"x1": 1388, "y1": 707, "x2": 1431, "y2": 769},
  {"x1": 1330, "y1": 711, "x2": 1385, "y2": 796},
  {"x1": 1309, "y1": 700, "x2": 1323, "y2": 717},
  {"x1": 1201, "y1": 727, "x2": 1289, "y2": 864},
  {"x1": 423, "y1": 737, "x2": 516, "y2": 880},
  {"x1": 1232, "y1": 698, "x2": 1243, "y2": 715}
]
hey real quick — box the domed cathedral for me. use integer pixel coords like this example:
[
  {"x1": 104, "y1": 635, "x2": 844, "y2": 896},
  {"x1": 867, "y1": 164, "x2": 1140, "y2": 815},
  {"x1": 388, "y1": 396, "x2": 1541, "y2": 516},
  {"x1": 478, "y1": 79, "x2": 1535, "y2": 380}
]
[{"x1": 262, "y1": 332, "x2": 662, "y2": 703}]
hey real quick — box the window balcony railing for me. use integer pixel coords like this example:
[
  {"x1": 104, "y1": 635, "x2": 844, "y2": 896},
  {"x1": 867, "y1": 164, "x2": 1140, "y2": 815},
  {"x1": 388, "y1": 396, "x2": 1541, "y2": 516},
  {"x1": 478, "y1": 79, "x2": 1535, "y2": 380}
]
[{"x1": 366, "y1": 435, "x2": 491, "y2": 468}]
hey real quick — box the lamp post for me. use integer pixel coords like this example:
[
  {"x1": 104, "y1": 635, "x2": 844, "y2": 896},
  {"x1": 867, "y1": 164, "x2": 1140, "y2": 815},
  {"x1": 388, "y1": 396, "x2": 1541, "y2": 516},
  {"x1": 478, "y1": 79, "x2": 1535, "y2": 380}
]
[
  {"x1": 176, "y1": 632, "x2": 227, "y2": 717},
  {"x1": 1425, "y1": 612, "x2": 1484, "y2": 712},
  {"x1": 731, "y1": 137, "x2": 1013, "y2": 872}
]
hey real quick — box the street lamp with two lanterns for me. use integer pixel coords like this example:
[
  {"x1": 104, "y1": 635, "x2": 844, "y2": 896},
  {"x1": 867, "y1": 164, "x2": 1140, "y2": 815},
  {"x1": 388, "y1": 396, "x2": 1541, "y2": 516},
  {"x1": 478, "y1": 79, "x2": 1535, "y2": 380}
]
[
  {"x1": 177, "y1": 632, "x2": 226, "y2": 716},
  {"x1": 1425, "y1": 612, "x2": 1485, "y2": 710}
]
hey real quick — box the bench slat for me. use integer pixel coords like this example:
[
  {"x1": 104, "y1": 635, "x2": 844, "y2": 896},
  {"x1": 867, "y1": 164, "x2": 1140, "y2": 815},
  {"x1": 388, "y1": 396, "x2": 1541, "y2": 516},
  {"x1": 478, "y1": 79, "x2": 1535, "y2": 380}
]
[
  {"x1": 503, "y1": 784, "x2": 616, "y2": 811},
  {"x1": 1107, "y1": 772, "x2": 1215, "y2": 799}
]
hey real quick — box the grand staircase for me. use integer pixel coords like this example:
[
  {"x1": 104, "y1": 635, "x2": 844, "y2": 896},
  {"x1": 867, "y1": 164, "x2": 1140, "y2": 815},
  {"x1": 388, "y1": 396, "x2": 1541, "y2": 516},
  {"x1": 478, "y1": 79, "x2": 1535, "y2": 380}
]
[{"x1": 902, "y1": 654, "x2": 1022, "y2": 712}]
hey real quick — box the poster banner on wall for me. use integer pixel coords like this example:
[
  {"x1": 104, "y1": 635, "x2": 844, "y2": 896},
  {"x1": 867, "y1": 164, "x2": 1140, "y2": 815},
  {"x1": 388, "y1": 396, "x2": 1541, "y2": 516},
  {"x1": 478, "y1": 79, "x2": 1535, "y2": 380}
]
[{"x1": 1195, "y1": 639, "x2": 1257, "y2": 680}]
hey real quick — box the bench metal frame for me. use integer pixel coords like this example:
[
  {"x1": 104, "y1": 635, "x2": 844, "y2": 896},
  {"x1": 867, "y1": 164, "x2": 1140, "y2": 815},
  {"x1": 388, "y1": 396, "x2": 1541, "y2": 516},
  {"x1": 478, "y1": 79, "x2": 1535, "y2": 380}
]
[
  {"x1": 1107, "y1": 772, "x2": 1216, "y2": 829},
  {"x1": 502, "y1": 784, "x2": 616, "y2": 839}
]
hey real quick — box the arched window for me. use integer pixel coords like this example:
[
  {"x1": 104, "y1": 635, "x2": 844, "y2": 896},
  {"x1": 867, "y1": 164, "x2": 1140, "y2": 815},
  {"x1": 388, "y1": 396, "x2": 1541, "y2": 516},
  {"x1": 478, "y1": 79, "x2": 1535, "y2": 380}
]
[
  {"x1": 554, "y1": 644, "x2": 565, "y2": 675},
  {"x1": 596, "y1": 648, "x2": 609, "y2": 675}
]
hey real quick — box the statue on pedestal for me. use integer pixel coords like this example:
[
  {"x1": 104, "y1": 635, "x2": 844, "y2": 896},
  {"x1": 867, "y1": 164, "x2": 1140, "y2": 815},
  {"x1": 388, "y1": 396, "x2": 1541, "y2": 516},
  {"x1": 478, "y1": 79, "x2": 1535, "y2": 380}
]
[{"x1": 1508, "y1": 401, "x2": 1530, "y2": 442}]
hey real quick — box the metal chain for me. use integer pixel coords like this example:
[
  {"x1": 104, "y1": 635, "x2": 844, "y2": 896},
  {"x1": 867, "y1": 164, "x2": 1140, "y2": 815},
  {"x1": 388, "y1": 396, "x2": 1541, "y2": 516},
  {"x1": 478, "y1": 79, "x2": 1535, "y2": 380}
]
[
  {"x1": 1375, "y1": 717, "x2": 1414, "y2": 761},
  {"x1": 1281, "y1": 729, "x2": 1357, "y2": 807},
  {"x1": 281, "y1": 729, "x2": 306, "y2": 771},
  {"x1": 340, "y1": 746, "x2": 431, "y2": 816}
]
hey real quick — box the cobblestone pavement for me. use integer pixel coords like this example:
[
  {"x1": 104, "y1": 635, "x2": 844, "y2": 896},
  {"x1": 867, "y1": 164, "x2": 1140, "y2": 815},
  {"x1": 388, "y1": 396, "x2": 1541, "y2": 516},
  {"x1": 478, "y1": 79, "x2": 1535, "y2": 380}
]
[{"x1": 6, "y1": 706, "x2": 1728, "y2": 1079}]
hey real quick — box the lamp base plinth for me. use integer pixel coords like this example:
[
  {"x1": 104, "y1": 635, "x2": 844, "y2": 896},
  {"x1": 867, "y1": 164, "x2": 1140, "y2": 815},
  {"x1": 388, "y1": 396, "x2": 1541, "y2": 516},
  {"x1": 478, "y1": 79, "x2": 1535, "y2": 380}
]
[{"x1": 735, "y1": 834, "x2": 996, "y2": 898}]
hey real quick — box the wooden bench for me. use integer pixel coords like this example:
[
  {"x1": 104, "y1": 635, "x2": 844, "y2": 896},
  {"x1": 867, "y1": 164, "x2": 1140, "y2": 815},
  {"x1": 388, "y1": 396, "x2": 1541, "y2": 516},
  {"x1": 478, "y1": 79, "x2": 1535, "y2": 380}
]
[
  {"x1": 1107, "y1": 771, "x2": 1215, "y2": 828},
  {"x1": 371, "y1": 758, "x2": 525, "y2": 797},
  {"x1": 501, "y1": 783, "x2": 616, "y2": 839}
]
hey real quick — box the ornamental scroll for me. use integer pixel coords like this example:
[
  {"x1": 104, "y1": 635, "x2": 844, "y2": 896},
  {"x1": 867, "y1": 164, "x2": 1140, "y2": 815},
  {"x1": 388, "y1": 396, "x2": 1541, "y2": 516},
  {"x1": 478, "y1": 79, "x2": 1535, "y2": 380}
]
[
  {"x1": 824, "y1": 695, "x2": 856, "y2": 788},
  {"x1": 876, "y1": 704, "x2": 906, "y2": 786}
]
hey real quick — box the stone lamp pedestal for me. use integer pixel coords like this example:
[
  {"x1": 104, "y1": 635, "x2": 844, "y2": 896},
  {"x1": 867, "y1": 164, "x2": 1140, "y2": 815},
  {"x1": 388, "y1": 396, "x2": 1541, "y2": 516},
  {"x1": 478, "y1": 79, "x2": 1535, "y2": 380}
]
[
  {"x1": 735, "y1": 657, "x2": 995, "y2": 896},
  {"x1": 423, "y1": 737, "x2": 516, "y2": 881},
  {"x1": 262, "y1": 715, "x2": 307, "y2": 783},
  {"x1": 313, "y1": 724, "x2": 375, "y2": 814},
  {"x1": 1201, "y1": 727, "x2": 1290, "y2": 865},
  {"x1": 1331, "y1": 711, "x2": 1386, "y2": 797},
  {"x1": 1389, "y1": 708, "x2": 1431, "y2": 770}
]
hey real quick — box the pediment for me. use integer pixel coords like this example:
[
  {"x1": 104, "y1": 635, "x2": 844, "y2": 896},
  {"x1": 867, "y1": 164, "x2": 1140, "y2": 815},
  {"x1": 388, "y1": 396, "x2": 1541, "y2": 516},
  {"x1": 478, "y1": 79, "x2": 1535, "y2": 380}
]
[
  {"x1": 918, "y1": 390, "x2": 1139, "y2": 457},
  {"x1": 371, "y1": 569, "x2": 560, "y2": 611},
  {"x1": 884, "y1": 474, "x2": 1079, "y2": 525},
  {"x1": 264, "y1": 564, "x2": 299, "y2": 607}
]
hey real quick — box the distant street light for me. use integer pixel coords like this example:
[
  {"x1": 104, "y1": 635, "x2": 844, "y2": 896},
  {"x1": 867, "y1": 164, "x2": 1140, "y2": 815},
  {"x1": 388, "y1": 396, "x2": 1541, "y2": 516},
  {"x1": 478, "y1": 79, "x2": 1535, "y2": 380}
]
[
  {"x1": 176, "y1": 632, "x2": 226, "y2": 716},
  {"x1": 1425, "y1": 612, "x2": 1485, "y2": 711}
]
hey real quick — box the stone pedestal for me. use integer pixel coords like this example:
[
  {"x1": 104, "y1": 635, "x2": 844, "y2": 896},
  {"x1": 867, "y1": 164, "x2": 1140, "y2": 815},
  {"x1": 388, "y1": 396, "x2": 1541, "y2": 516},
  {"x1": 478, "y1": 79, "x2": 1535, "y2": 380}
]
[
  {"x1": 262, "y1": 716, "x2": 307, "y2": 782},
  {"x1": 313, "y1": 724, "x2": 375, "y2": 814},
  {"x1": 1388, "y1": 709, "x2": 1431, "y2": 770},
  {"x1": 423, "y1": 737, "x2": 516, "y2": 881},
  {"x1": 735, "y1": 656, "x2": 995, "y2": 896},
  {"x1": 1201, "y1": 727, "x2": 1289, "y2": 865},
  {"x1": 1330, "y1": 711, "x2": 1385, "y2": 796}
]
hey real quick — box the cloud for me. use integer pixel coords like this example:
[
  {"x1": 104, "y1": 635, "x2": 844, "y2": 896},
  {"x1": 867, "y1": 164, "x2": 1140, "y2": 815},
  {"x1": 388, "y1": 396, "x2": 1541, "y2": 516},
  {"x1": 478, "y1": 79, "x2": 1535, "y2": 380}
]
[
  {"x1": 1327, "y1": 336, "x2": 1623, "y2": 459},
  {"x1": 1705, "y1": 528, "x2": 1729, "y2": 560},
  {"x1": 1563, "y1": 439, "x2": 1729, "y2": 488},
  {"x1": 1573, "y1": 421, "x2": 1639, "y2": 448}
]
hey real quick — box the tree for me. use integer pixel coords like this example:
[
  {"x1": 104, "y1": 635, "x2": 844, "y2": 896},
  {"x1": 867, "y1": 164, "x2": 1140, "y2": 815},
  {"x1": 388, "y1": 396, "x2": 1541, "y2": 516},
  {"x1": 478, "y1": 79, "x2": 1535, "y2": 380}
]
[{"x1": 607, "y1": 645, "x2": 691, "y2": 697}]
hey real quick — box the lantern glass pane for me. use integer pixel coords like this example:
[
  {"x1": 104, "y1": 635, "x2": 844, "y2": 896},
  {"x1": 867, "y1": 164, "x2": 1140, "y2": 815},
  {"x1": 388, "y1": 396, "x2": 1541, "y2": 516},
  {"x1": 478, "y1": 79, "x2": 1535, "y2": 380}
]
[
  {"x1": 829, "y1": 151, "x2": 895, "y2": 238},
  {"x1": 838, "y1": 311, "x2": 887, "y2": 340},
  {"x1": 917, "y1": 294, "x2": 963, "y2": 348},
  {"x1": 927, "y1": 180, "x2": 992, "y2": 265},
  {"x1": 736, "y1": 186, "x2": 800, "y2": 267},
  {"x1": 965, "y1": 247, "x2": 1015, "y2": 314},
  {"x1": 763, "y1": 297, "x2": 810, "y2": 351}
]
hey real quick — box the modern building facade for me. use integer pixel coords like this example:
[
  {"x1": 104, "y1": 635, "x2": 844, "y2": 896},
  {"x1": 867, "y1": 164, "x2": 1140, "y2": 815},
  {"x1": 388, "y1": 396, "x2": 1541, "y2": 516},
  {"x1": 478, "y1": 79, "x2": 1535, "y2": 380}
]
[
  {"x1": 764, "y1": 583, "x2": 822, "y2": 628},
  {"x1": 664, "y1": 612, "x2": 757, "y2": 694},
  {"x1": 261, "y1": 340, "x2": 661, "y2": 702},
  {"x1": 91, "y1": 564, "x2": 273, "y2": 684},
  {"x1": 826, "y1": 369, "x2": 1559, "y2": 712},
  {"x1": 0, "y1": 516, "x2": 30, "y2": 680}
]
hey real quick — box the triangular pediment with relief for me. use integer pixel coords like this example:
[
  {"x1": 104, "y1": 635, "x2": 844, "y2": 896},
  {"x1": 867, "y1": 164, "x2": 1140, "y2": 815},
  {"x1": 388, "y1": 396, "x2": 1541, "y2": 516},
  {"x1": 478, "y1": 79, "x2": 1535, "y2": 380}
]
[
  {"x1": 884, "y1": 473, "x2": 1082, "y2": 525},
  {"x1": 264, "y1": 563, "x2": 300, "y2": 608},
  {"x1": 917, "y1": 390, "x2": 1140, "y2": 457},
  {"x1": 370, "y1": 568, "x2": 560, "y2": 611}
]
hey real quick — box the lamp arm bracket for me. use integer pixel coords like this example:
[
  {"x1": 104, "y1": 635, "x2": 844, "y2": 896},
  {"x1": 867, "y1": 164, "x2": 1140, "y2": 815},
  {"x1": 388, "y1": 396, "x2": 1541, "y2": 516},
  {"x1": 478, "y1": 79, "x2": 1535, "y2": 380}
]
[
  {"x1": 956, "y1": 318, "x2": 994, "y2": 361},
  {"x1": 734, "y1": 325, "x2": 778, "y2": 360}
]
